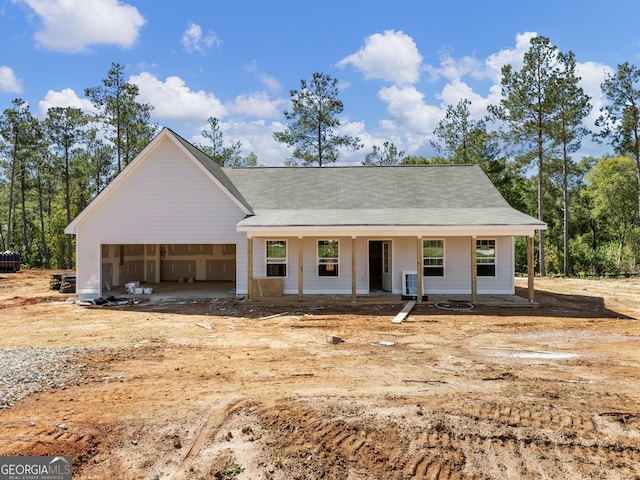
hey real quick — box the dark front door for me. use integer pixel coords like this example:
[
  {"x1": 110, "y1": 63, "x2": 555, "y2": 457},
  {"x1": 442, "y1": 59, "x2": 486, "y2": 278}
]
[{"x1": 369, "y1": 241, "x2": 383, "y2": 292}]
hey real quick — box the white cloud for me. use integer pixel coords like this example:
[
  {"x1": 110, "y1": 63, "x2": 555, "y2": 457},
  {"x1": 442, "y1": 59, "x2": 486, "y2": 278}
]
[
  {"x1": 127, "y1": 71, "x2": 287, "y2": 163},
  {"x1": 339, "y1": 119, "x2": 435, "y2": 165},
  {"x1": 38, "y1": 88, "x2": 95, "y2": 117},
  {"x1": 438, "y1": 79, "x2": 493, "y2": 116},
  {"x1": 181, "y1": 22, "x2": 221, "y2": 54},
  {"x1": 337, "y1": 30, "x2": 423, "y2": 85},
  {"x1": 130, "y1": 72, "x2": 226, "y2": 122},
  {"x1": 226, "y1": 119, "x2": 290, "y2": 165},
  {"x1": 377, "y1": 85, "x2": 442, "y2": 134},
  {"x1": 0, "y1": 65, "x2": 23, "y2": 93},
  {"x1": 15, "y1": 0, "x2": 145, "y2": 53},
  {"x1": 259, "y1": 73, "x2": 280, "y2": 93},
  {"x1": 577, "y1": 60, "x2": 615, "y2": 131},
  {"x1": 244, "y1": 62, "x2": 281, "y2": 93},
  {"x1": 228, "y1": 92, "x2": 283, "y2": 119},
  {"x1": 481, "y1": 31, "x2": 537, "y2": 82},
  {"x1": 432, "y1": 54, "x2": 483, "y2": 82},
  {"x1": 339, "y1": 31, "x2": 542, "y2": 148}
]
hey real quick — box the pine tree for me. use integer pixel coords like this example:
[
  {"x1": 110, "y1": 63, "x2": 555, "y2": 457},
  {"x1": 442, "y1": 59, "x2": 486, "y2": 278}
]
[{"x1": 274, "y1": 72, "x2": 361, "y2": 166}]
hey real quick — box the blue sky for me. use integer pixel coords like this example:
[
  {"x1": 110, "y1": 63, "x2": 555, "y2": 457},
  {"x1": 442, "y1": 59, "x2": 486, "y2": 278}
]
[{"x1": 1, "y1": 0, "x2": 639, "y2": 165}]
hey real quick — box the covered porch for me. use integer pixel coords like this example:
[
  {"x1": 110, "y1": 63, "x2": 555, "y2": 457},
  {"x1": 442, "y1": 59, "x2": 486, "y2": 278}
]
[{"x1": 243, "y1": 231, "x2": 538, "y2": 305}]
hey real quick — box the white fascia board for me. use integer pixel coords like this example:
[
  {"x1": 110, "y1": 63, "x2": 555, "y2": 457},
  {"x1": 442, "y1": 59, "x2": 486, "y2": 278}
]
[{"x1": 238, "y1": 224, "x2": 545, "y2": 238}]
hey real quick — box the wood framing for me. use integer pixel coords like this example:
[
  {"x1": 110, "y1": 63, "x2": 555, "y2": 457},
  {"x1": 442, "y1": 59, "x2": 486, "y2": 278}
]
[
  {"x1": 298, "y1": 236, "x2": 303, "y2": 302},
  {"x1": 247, "y1": 237, "x2": 253, "y2": 301},
  {"x1": 417, "y1": 236, "x2": 423, "y2": 302},
  {"x1": 351, "y1": 236, "x2": 357, "y2": 302},
  {"x1": 471, "y1": 236, "x2": 478, "y2": 303},
  {"x1": 528, "y1": 235, "x2": 535, "y2": 302}
]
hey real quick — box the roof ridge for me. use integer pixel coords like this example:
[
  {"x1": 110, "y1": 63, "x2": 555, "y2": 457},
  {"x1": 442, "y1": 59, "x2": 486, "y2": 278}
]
[{"x1": 224, "y1": 163, "x2": 480, "y2": 169}]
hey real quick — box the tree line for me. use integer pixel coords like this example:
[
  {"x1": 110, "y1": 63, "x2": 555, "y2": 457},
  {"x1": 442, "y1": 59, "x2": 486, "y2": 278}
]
[
  {"x1": 0, "y1": 63, "x2": 156, "y2": 269},
  {"x1": 1, "y1": 36, "x2": 640, "y2": 276},
  {"x1": 274, "y1": 38, "x2": 640, "y2": 277},
  {"x1": 0, "y1": 63, "x2": 259, "y2": 269}
]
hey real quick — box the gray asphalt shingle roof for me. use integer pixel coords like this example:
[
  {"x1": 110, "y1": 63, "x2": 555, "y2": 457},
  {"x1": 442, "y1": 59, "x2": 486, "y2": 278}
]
[
  {"x1": 222, "y1": 165, "x2": 544, "y2": 228},
  {"x1": 163, "y1": 128, "x2": 543, "y2": 229}
]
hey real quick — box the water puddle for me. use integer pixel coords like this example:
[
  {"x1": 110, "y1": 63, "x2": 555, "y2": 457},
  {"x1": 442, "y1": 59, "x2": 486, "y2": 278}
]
[{"x1": 498, "y1": 350, "x2": 579, "y2": 360}]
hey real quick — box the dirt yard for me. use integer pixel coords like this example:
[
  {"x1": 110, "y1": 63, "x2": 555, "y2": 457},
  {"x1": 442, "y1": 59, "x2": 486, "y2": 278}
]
[{"x1": 1, "y1": 270, "x2": 640, "y2": 479}]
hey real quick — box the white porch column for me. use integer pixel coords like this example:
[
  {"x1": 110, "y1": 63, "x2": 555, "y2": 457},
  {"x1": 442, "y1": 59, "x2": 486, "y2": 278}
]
[
  {"x1": 471, "y1": 236, "x2": 477, "y2": 303},
  {"x1": 298, "y1": 236, "x2": 304, "y2": 302}
]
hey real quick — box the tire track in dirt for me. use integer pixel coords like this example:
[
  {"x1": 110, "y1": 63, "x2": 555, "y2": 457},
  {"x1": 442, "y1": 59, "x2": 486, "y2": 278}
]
[
  {"x1": 7, "y1": 424, "x2": 102, "y2": 476},
  {"x1": 242, "y1": 399, "x2": 640, "y2": 479},
  {"x1": 167, "y1": 396, "x2": 247, "y2": 480},
  {"x1": 248, "y1": 400, "x2": 473, "y2": 479},
  {"x1": 447, "y1": 399, "x2": 640, "y2": 479}
]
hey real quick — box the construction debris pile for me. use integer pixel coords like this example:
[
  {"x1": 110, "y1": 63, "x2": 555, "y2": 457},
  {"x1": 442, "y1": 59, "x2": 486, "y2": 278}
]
[{"x1": 49, "y1": 273, "x2": 76, "y2": 293}]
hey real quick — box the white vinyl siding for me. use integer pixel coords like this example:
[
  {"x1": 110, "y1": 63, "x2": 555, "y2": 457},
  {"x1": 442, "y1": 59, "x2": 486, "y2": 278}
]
[
  {"x1": 73, "y1": 139, "x2": 248, "y2": 296},
  {"x1": 252, "y1": 237, "x2": 359, "y2": 295},
  {"x1": 392, "y1": 236, "x2": 514, "y2": 295},
  {"x1": 80, "y1": 230, "x2": 516, "y2": 297},
  {"x1": 251, "y1": 236, "x2": 515, "y2": 295},
  {"x1": 476, "y1": 237, "x2": 513, "y2": 294}
]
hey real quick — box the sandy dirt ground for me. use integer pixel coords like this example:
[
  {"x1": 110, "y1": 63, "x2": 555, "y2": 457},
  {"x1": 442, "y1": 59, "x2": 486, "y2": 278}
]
[{"x1": 1, "y1": 270, "x2": 640, "y2": 479}]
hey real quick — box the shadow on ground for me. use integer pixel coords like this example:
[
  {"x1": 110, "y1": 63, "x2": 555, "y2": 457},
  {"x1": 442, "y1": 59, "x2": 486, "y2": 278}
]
[{"x1": 73, "y1": 284, "x2": 634, "y2": 321}]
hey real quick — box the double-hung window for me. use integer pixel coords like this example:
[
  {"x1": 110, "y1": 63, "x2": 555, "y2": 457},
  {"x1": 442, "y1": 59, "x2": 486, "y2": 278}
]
[
  {"x1": 423, "y1": 240, "x2": 444, "y2": 277},
  {"x1": 266, "y1": 240, "x2": 287, "y2": 277},
  {"x1": 318, "y1": 240, "x2": 339, "y2": 277},
  {"x1": 476, "y1": 239, "x2": 496, "y2": 276}
]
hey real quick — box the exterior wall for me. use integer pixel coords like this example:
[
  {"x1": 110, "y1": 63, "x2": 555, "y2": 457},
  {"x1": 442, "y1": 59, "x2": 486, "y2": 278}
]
[
  {"x1": 250, "y1": 236, "x2": 369, "y2": 295},
  {"x1": 73, "y1": 139, "x2": 247, "y2": 296},
  {"x1": 477, "y1": 236, "x2": 514, "y2": 294},
  {"x1": 393, "y1": 236, "x2": 514, "y2": 295},
  {"x1": 248, "y1": 235, "x2": 515, "y2": 296}
]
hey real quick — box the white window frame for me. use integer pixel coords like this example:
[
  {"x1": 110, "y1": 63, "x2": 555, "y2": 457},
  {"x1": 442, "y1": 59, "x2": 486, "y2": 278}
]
[
  {"x1": 317, "y1": 239, "x2": 339, "y2": 277},
  {"x1": 423, "y1": 239, "x2": 445, "y2": 277},
  {"x1": 476, "y1": 239, "x2": 496, "y2": 277},
  {"x1": 266, "y1": 240, "x2": 288, "y2": 277}
]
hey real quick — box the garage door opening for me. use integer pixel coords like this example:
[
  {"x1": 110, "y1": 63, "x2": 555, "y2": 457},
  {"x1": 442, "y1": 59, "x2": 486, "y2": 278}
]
[{"x1": 100, "y1": 243, "x2": 236, "y2": 297}]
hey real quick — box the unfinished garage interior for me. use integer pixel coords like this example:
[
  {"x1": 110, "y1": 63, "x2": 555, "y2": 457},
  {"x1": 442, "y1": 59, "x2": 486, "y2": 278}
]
[{"x1": 101, "y1": 243, "x2": 236, "y2": 293}]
